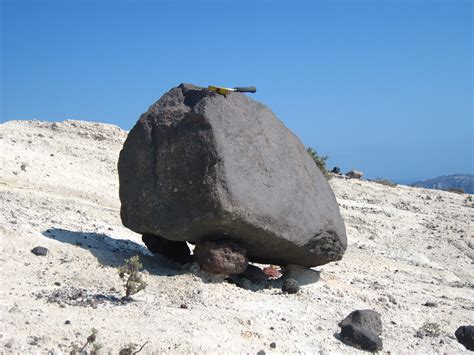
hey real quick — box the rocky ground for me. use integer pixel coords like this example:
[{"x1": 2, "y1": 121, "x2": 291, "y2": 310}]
[{"x1": 0, "y1": 119, "x2": 473, "y2": 354}]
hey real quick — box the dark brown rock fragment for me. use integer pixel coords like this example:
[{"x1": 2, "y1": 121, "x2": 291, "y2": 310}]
[{"x1": 194, "y1": 240, "x2": 248, "y2": 275}]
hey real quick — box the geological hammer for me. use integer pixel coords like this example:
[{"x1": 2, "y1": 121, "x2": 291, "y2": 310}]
[{"x1": 208, "y1": 85, "x2": 257, "y2": 96}]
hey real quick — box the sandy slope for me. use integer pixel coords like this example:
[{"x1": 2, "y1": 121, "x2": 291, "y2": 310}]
[{"x1": 0, "y1": 119, "x2": 473, "y2": 354}]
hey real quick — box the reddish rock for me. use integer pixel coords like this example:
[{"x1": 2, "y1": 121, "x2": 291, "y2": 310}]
[
  {"x1": 194, "y1": 241, "x2": 248, "y2": 275},
  {"x1": 263, "y1": 266, "x2": 281, "y2": 279}
]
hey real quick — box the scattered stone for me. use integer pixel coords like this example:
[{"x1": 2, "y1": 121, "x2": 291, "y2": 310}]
[
  {"x1": 455, "y1": 325, "x2": 474, "y2": 351},
  {"x1": 270, "y1": 342, "x2": 276, "y2": 349},
  {"x1": 54, "y1": 282, "x2": 61, "y2": 286},
  {"x1": 8, "y1": 304, "x2": 21, "y2": 313},
  {"x1": 4, "y1": 339, "x2": 16, "y2": 349},
  {"x1": 118, "y1": 83, "x2": 347, "y2": 267},
  {"x1": 282, "y1": 278, "x2": 300, "y2": 294},
  {"x1": 257, "y1": 350, "x2": 266, "y2": 355},
  {"x1": 142, "y1": 234, "x2": 192, "y2": 264},
  {"x1": 65, "y1": 320, "x2": 71, "y2": 325},
  {"x1": 346, "y1": 170, "x2": 364, "y2": 179},
  {"x1": 339, "y1": 309, "x2": 383, "y2": 351},
  {"x1": 423, "y1": 301, "x2": 438, "y2": 307},
  {"x1": 180, "y1": 304, "x2": 188, "y2": 309},
  {"x1": 340, "y1": 323, "x2": 383, "y2": 352},
  {"x1": 263, "y1": 266, "x2": 281, "y2": 279},
  {"x1": 388, "y1": 295, "x2": 397, "y2": 304},
  {"x1": 415, "y1": 330, "x2": 425, "y2": 338},
  {"x1": 193, "y1": 241, "x2": 248, "y2": 275},
  {"x1": 339, "y1": 309, "x2": 383, "y2": 336},
  {"x1": 240, "y1": 264, "x2": 268, "y2": 284},
  {"x1": 31, "y1": 246, "x2": 48, "y2": 256}
]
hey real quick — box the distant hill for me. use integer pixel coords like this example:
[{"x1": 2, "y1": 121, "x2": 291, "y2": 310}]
[{"x1": 412, "y1": 174, "x2": 474, "y2": 194}]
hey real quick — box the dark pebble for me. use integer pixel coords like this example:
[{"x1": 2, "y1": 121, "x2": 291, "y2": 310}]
[
  {"x1": 54, "y1": 282, "x2": 61, "y2": 286},
  {"x1": 180, "y1": 304, "x2": 188, "y2": 309},
  {"x1": 31, "y1": 246, "x2": 48, "y2": 256},
  {"x1": 270, "y1": 342, "x2": 276, "y2": 349},
  {"x1": 282, "y1": 278, "x2": 300, "y2": 294},
  {"x1": 257, "y1": 351, "x2": 266, "y2": 355},
  {"x1": 65, "y1": 320, "x2": 71, "y2": 325},
  {"x1": 423, "y1": 302, "x2": 438, "y2": 307}
]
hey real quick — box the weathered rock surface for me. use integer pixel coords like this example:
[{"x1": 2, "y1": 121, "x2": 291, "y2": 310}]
[
  {"x1": 193, "y1": 240, "x2": 248, "y2": 275},
  {"x1": 118, "y1": 83, "x2": 347, "y2": 266},
  {"x1": 339, "y1": 309, "x2": 383, "y2": 351}
]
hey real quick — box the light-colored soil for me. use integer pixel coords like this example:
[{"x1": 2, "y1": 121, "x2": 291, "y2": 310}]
[{"x1": 0, "y1": 119, "x2": 473, "y2": 354}]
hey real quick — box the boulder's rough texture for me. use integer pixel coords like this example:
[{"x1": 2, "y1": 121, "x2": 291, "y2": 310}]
[
  {"x1": 339, "y1": 310, "x2": 383, "y2": 351},
  {"x1": 339, "y1": 309, "x2": 383, "y2": 336},
  {"x1": 455, "y1": 325, "x2": 474, "y2": 351},
  {"x1": 339, "y1": 324, "x2": 383, "y2": 352},
  {"x1": 118, "y1": 83, "x2": 347, "y2": 266},
  {"x1": 142, "y1": 234, "x2": 192, "y2": 264},
  {"x1": 193, "y1": 240, "x2": 248, "y2": 275}
]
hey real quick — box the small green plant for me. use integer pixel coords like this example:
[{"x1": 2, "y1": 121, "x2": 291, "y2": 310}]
[
  {"x1": 373, "y1": 178, "x2": 397, "y2": 188},
  {"x1": 306, "y1": 147, "x2": 331, "y2": 180},
  {"x1": 70, "y1": 328, "x2": 102, "y2": 355},
  {"x1": 118, "y1": 255, "x2": 147, "y2": 300},
  {"x1": 420, "y1": 322, "x2": 441, "y2": 337}
]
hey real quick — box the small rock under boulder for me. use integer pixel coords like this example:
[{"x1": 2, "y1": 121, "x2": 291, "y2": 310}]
[
  {"x1": 240, "y1": 264, "x2": 268, "y2": 284},
  {"x1": 193, "y1": 240, "x2": 248, "y2": 275},
  {"x1": 142, "y1": 234, "x2": 192, "y2": 264},
  {"x1": 455, "y1": 325, "x2": 474, "y2": 351},
  {"x1": 338, "y1": 309, "x2": 383, "y2": 351},
  {"x1": 282, "y1": 278, "x2": 300, "y2": 294},
  {"x1": 118, "y1": 83, "x2": 347, "y2": 267},
  {"x1": 282, "y1": 264, "x2": 320, "y2": 285}
]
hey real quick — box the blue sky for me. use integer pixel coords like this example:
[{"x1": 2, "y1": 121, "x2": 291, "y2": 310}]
[{"x1": 1, "y1": 0, "x2": 472, "y2": 182}]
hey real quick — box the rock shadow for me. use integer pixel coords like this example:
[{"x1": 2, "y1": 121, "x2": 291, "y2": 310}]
[{"x1": 42, "y1": 228, "x2": 183, "y2": 277}]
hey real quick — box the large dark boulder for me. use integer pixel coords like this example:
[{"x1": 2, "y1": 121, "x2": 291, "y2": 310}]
[{"x1": 118, "y1": 84, "x2": 347, "y2": 267}]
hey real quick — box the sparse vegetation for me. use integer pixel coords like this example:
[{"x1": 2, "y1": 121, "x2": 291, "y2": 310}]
[
  {"x1": 306, "y1": 147, "x2": 331, "y2": 180},
  {"x1": 70, "y1": 328, "x2": 102, "y2": 355},
  {"x1": 419, "y1": 322, "x2": 441, "y2": 337},
  {"x1": 446, "y1": 187, "x2": 464, "y2": 194},
  {"x1": 119, "y1": 341, "x2": 149, "y2": 355},
  {"x1": 118, "y1": 255, "x2": 147, "y2": 300},
  {"x1": 372, "y1": 178, "x2": 397, "y2": 188}
]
